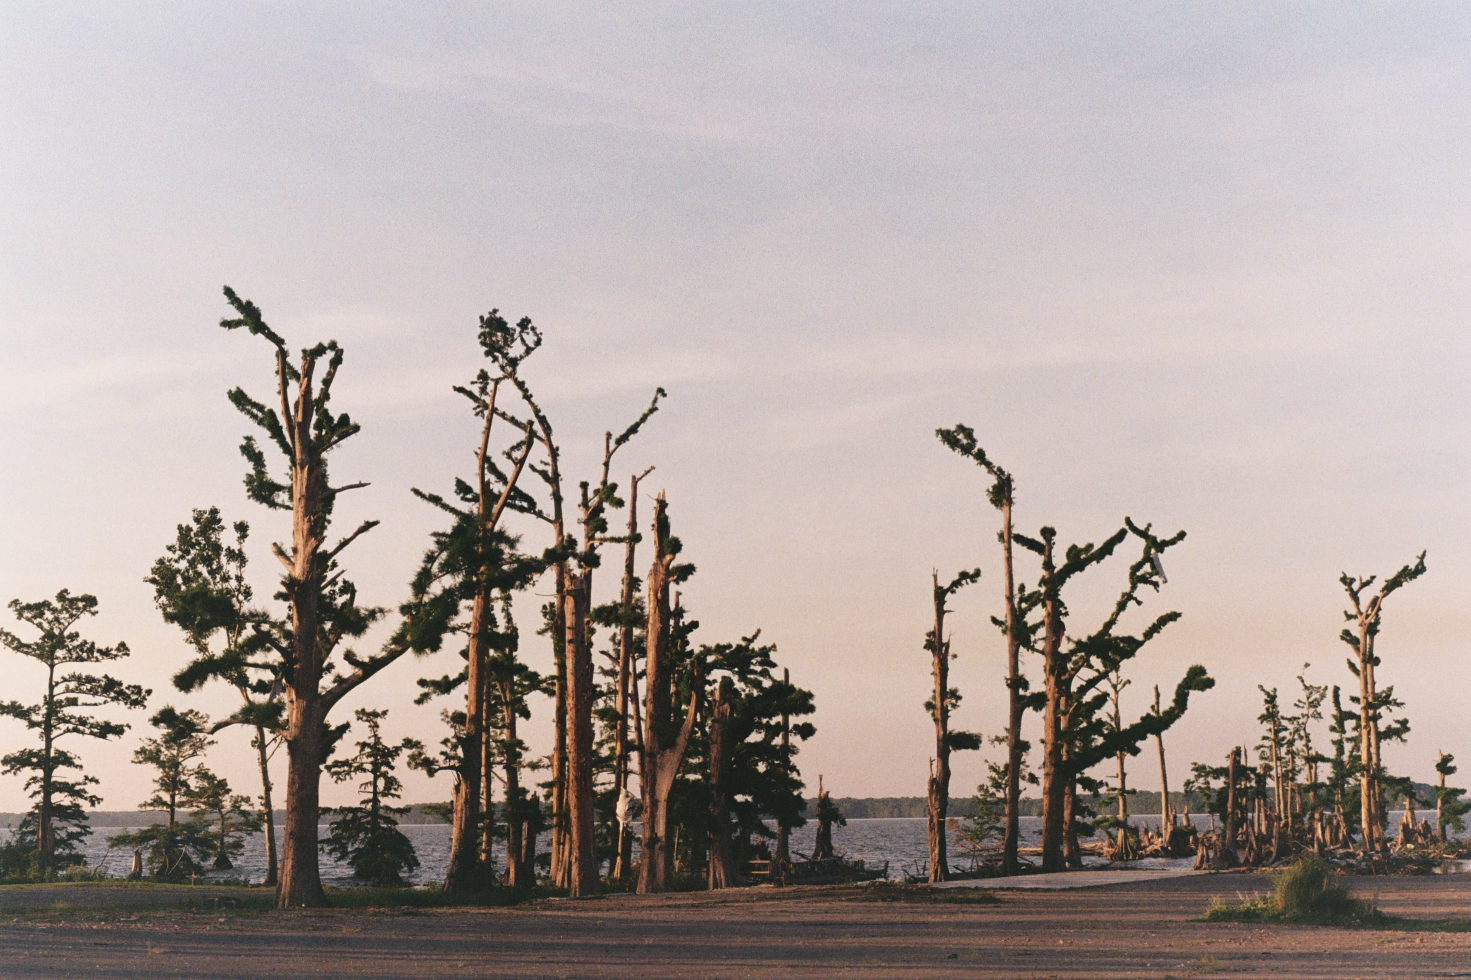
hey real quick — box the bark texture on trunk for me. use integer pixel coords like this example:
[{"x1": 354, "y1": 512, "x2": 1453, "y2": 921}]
[
  {"x1": 774, "y1": 669, "x2": 792, "y2": 873},
  {"x1": 926, "y1": 571, "x2": 951, "y2": 883},
  {"x1": 255, "y1": 727, "x2": 278, "y2": 887},
  {"x1": 563, "y1": 569, "x2": 599, "y2": 897},
  {"x1": 707, "y1": 686, "x2": 735, "y2": 889},
  {"x1": 1153, "y1": 686, "x2": 1172, "y2": 832},
  {"x1": 1036, "y1": 534, "x2": 1070, "y2": 873},
  {"x1": 638, "y1": 495, "x2": 699, "y2": 895}
]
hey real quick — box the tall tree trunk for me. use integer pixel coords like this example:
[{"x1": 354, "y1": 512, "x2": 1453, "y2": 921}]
[
  {"x1": 38, "y1": 672, "x2": 54, "y2": 877},
  {"x1": 563, "y1": 570, "x2": 599, "y2": 897},
  {"x1": 611, "y1": 470, "x2": 647, "y2": 882},
  {"x1": 1224, "y1": 746, "x2": 1239, "y2": 852},
  {"x1": 927, "y1": 571, "x2": 951, "y2": 883},
  {"x1": 707, "y1": 686, "x2": 735, "y2": 889},
  {"x1": 775, "y1": 668, "x2": 792, "y2": 871},
  {"x1": 999, "y1": 492, "x2": 1024, "y2": 877},
  {"x1": 1037, "y1": 535, "x2": 1069, "y2": 873},
  {"x1": 256, "y1": 725, "x2": 278, "y2": 887},
  {"x1": 549, "y1": 583, "x2": 569, "y2": 887},
  {"x1": 278, "y1": 701, "x2": 324, "y2": 908},
  {"x1": 444, "y1": 588, "x2": 490, "y2": 894},
  {"x1": 1358, "y1": 626, "x2": 1378, "y2": 854},
  {"x1": 638, "y1": 496, "x2": 699, "y2": 894},
  {"x1": 1153, "y1": 686, "x2": 1172, "y2": 832},
  {"x1": 1062, "y1": 774, "x2": 1082, "y2": 869}
]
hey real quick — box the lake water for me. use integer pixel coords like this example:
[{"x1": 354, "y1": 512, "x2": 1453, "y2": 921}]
[{"x1": 75, "y1": 810, "x2": 1449, "y2": 886}]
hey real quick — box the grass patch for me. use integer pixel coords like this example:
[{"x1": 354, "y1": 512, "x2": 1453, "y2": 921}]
[
  {"x1": 844, "y1": 881, "x2": 1000, "y2": 905},
  {"x1": 1203, "y1": 856, "x2": 1380, "y2": 926}
]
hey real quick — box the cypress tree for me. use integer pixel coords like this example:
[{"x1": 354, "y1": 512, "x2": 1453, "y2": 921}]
[{"x1": 0, "y1": 591, "x2": 148, "y2": 877}]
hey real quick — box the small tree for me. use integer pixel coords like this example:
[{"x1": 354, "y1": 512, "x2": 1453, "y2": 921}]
[
  {"x1": 322, "y1": 709, "x2": 423, "y2": 887},
  {"x1": 109, "y1": 707, "x2": 213, "y2": 878},
  {"x1": 1436, "y1": 753, "x2": 1470, "y2": 843},
  {"x1": 954, "y1": 778, "x2": 1005, "y2": 862},
  {"x1": 0, "y1": 591, "x2": 148, "y2": 876},
  {"x1": 148, "y1": 507, "x2": 284, "y2": 885},
  {"x1": 184, "y1": 771, "x2": 263, "y2": 871}
]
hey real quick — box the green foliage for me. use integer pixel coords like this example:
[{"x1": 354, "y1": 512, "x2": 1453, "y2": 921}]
[
  {"x1": 954, "y1": 782, "x2": 1005, "y2": 858},
  {"x1": 148, "y1": 507, "x2": 285, "y2": 736},
  {"x1": 0, "y1": 591, "x2": 149, "y2": 875},
  {"x1": 1204, "y1": 856, "x2": 1377, "y2": 925},
  {"x1": 108, "y1": 707, "x2": 215, "y2": 878},
  {"x1": 322, "y1": 709, "x2": 422, "y2": 887},
  {"x1": 183, "y1": 771, "x2": 262, "y2": 871},
  {"x1": 1437, "y1": 753, "x2": 1471, "y2": 836}
]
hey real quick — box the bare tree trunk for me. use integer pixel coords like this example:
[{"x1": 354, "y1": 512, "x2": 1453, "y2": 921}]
[
  {"x1": 927, "y1": 571, "x2": 951, "y2": 883},
  {"x1": 444, "y1": 587, "x2": 489, "y2": 894},
  {"x1": 278, "y1": 702, "x2": 325, "y2": 908},
  {"x1": 1037, "y1": 534, "x2": 1069, "y2": 873},
  {"x1": 550, "y1": 586, "x2": 569, "y2": 887},
  {"x1": 637, "y1": 496, "x2": 699, "y2": 895},
  {"x1": 999, "y1": 493, "x2": 1024, "y2": 876},
  {"x1": 611, "y1": 469, "x2": 648, "y2": 882},
  {"x1": 707, "y1": 686, "x2": 735, "y2": 889},
  {"x1": 1062, "y1": 775, "x2": 1082, "y2": 869},
  {"x1": 1225, "y1": 746, "x2": 1238, "y2": 853},
  {"x1": 1153, "y1": 686, "x2": 1172, "y2": 832},
  {"x1": 775, "y1": 668, "x2": 792, "y2": 873},
  {"x1": 564, "y1": 570, "x2": 600, "y2": 897},
  {"x1": 255, "y1": 726, "x2": 278, "y2": 887}
]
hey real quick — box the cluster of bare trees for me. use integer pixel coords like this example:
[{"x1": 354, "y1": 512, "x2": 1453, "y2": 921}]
[
  {"x1": 927, "y1": 424, "x2": 1214, "y2": 876},
  {"x1": 0, "y1": 290, "x2": 822, "y2": 903},
  {"x1": 1182, "y1": 554, "x2": 1464, "y2": 868}
]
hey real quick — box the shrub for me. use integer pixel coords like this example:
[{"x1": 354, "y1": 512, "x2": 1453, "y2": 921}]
[{"x1": 1204, "y1": 856, "x2": 1377, "y2": 925}]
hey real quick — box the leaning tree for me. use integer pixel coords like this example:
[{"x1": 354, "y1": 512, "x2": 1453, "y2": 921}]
[
  {"x1": 0, "y1": 591, "x2": 148, "y2": 876},
  {"x1": 216, "y1": 288, "x2": 457, "y2": 907}
]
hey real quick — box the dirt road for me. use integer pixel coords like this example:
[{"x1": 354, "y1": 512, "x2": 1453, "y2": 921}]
[{"x1": 2, "y1": 873, "x2": 1469, "y2": 978}]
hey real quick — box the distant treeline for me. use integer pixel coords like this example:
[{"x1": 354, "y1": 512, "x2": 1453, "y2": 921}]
[
  {"x1": 805, "y1": 792, "x2": 1203, "y2": 820},
  {"x1": 802, "y1": 784, "x2": 1441, "y2": 821},
  {"x1": 0, "y1": 804, "x2": 453, "y2": 830}
]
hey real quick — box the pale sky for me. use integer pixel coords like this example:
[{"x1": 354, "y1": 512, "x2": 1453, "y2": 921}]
[{"x1": 1, "y1": 4, "x2": 1467, "y2": 810}]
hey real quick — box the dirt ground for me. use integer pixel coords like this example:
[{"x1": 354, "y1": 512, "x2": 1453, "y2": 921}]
[{"x1": 2, "y1": 873, "x2": 1471, "y2": 979}]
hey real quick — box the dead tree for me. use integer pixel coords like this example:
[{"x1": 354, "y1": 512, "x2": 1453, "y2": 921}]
[
  {"x1": 612, "y1": 466, "x2": 653, "y2": 882},
  {"x1": 1340, "y1": 553, "x2": 1427, "y2": 855},
  {"x1": 637, "y1": 494, "x2": 699, "y2": 894},
  {"x1": 925, "y1": 568, "x2": 982, "y2": 882},
  {"x1": 500, "y1": 344, "x2": 662, "y2": 897},
  {"x1": 936, "y1": 426, "x2": 1027, "y2": 875},
  {"x1": 219, "y1": 289, "x2": 453, "y2": 908},
  {"x1": 774, "y1": 667, "x2": 794, "y2": 872}
]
